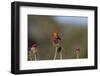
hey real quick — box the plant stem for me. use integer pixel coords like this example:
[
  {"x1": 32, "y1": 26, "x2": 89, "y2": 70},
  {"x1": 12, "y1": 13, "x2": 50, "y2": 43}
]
[
  {"x1": 60, "y1": 52, "x2": 62, "y2": 59},
  {"x1": 54, "y1": 47, "x2": 57, "y2": 60},
  {"x1": 76, "y1": 53, "x2": 79, "y2": 59},
  {"x1": 34, "y1": 54, "x2": 37, "y2": 61}
]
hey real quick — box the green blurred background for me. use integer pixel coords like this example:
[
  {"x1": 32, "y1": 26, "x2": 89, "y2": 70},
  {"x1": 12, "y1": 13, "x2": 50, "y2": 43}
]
[{"x1": 28, "y1": 15, "x2": 88, "y2": 61}]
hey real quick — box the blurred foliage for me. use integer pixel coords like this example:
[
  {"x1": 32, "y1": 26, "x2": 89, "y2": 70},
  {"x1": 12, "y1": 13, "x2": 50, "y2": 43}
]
[{"x1": 28, "y1": 15, "x2": 88, "y2": 61}]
